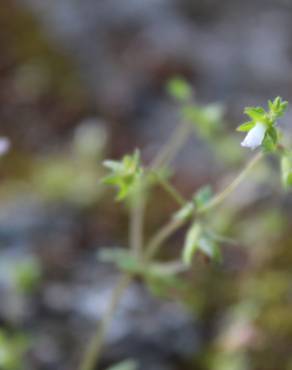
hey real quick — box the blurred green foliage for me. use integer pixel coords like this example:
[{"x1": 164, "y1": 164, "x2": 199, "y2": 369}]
[
  {"x1": 0, "y1": 330, "x2": 28, "y2": 370},
  {"x1": 106, "y1": 359, "x2": 138, "y2": 370},
  {"x1": 32, "y1": 122, "x2": 107, "y2": 206},
  {"x1": 13, "y1": 258, "x2": 42, "y2": 294},
  {"x1": 167, "y1": 77, "x2": 192, "y2": 101}
]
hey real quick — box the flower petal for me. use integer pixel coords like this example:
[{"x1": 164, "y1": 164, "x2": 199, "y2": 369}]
[{"x1": 241, "y1": 122, "x2": 266, "y2": 150}]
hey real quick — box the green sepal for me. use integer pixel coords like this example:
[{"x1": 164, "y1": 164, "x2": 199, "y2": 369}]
[{"x1": 261, "y1": 127, "x2": 278, "y2": 153}]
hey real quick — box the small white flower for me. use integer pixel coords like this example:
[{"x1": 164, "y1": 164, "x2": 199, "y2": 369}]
[
  {"x1": 241, "y1": 122, "x2": 267, "y2": 150},
  {"x1": 0, "y1": 137, "x2": 10, "y2": 156}
]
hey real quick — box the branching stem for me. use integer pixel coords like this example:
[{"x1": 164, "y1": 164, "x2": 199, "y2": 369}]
[
  {"x1": 145, "y1": 152, "x2": 263, "y2": 260},
  {"x1": 198, "y1": 152, "x2": 263, "y2": 214}
]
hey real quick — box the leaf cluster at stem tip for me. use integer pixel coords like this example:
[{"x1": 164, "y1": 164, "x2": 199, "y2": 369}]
[
  {"x1": 237, "y1": 96, "x2": 288, "y2": 152},
  {"x1": 238, "y1": 97, "x2": 288, "y2": 132},
  {"x1": 102, "y1": 149, "x2": 143, "y2": 201}
]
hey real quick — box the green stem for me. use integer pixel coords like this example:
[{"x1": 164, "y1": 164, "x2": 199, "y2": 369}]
[
  {"x1": 150, "y1": 123, "x2": 192, "y2": 170},
  {"x1": 145, "y1": 218, "x2": 185, "y2": 260},
  {"x1": 79, "y1": 274, "x2": 132, "y2": 370},
  {"x1": 145, "y1": 152, "x2": 263, "y2": 260},
  {"x1": 151, "y1": 260, "x2": 188, "y2": 275},
  {"x1": 130, "y1": 191, "x2": 146, "y2": 259},
  {"x1": 198, "y1": 152, "x2": 263, "y2": 214},
  {"x1": 80, "y1": 121, "x2": 193, "y2": 370},
  {"x1": 153, "y1": 172, "x2": 186, "y2": 206}
]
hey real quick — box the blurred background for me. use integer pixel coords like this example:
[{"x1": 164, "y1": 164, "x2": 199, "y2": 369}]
[{"x1": 1, "y1": 0, "x2": 292, "y2": 369}]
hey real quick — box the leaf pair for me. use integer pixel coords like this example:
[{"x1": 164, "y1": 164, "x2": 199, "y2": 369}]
[{"x1": 182, "y1": 223, "x2": 222, "y2": 266}]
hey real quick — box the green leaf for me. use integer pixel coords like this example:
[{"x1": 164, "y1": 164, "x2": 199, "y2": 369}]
[
  {"x1": 146, "y1": 273, "x2": 187, "y2": 297},
  {"x1": 167, "y1": 77, "x2": 192, "y2": 101},
  {"x1": 182, "y1": 223, "x2": 202, "y2": 266},
  {"x1": 182, "y1": 103, "x2": 223, "y2": 138},
  {"x1": 268, "y1": 96, "x2": 288, "y2": 120},
  {"x1": 0, "y1": 330, "x2": 28, "y2": 370},
  {"x1": 98, "y1": 248, "x2": 142, "y2": 274},
  {"x1": 194, "y1": 185, "x2": 213, "y2": 210},
  {"x1": 236, "y1": 121, "x2": 255, "y2": 132},
  {"x1": 198, "y1": 237, "x2": 222, "y2": 263},
  {"x1": 106, "y1": 359, "x2": 138, "y2": 370},
  {"x1": 173, "y1": 202, "x2": 195, "y2": 221},
  {"x1": 102, "y1": 150, "x2": 143, "y2": 201},
  {"x1": 103, "y1": 160, "x2": 121, "y2": 172},
  {"x1": 244, "y1": 106, "x2": 266, "y2": 121}
]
